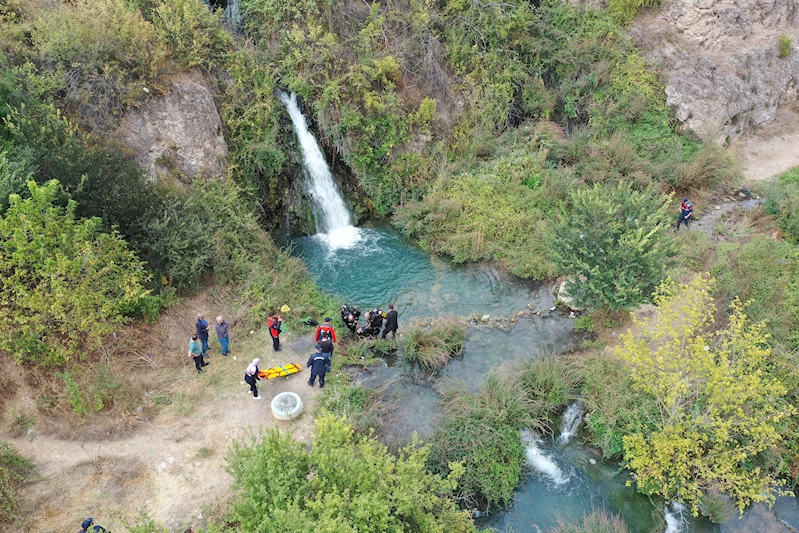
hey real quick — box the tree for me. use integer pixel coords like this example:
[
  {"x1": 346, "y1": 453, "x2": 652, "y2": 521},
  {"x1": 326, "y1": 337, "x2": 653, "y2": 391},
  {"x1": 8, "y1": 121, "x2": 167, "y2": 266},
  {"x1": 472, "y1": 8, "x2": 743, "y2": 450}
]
[
  {"x1": 617, "y1": 275, "x2": 793, "y2": 514},
  {"x1": 548, "y1": 181, "x2": 674, "y2": 311},
  {"x1": 225, "y1": 414, "x2": 475, "y2": 533},
  {"x1": 0, "y1": 180, "x2": 149, "y2": 366}
]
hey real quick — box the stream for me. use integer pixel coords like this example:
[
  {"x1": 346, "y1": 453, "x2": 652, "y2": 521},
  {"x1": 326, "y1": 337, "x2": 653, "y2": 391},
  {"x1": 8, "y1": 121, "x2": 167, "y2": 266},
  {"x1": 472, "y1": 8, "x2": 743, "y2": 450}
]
[{"x1": 278, "y1": 91, "x2": 799, "y2": 533}]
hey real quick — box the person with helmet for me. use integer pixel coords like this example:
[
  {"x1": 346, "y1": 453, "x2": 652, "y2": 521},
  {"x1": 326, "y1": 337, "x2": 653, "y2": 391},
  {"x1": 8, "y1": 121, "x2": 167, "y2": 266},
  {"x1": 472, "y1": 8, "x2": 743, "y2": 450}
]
[
  {"x1": 341, "y1": 304, "x2": 361, "y2": 334},
  {"x1": 79, "y1": 517, "x2": 107, "y2": 532},
  {"x1": 676, "y1": 197, "x2": 693, "y2": 231}
]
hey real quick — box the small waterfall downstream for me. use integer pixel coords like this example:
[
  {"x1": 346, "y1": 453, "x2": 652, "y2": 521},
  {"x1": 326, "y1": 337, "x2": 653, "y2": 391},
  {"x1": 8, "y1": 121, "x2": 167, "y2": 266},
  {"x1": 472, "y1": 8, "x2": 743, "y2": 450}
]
[
  {"x1": 521, "y1": 430, "x2": 570, "y2": 485},
  {"x1": 557, "y1": 402, "x2": 583, "y2": 445},
  {"x1": 278, "y1": 91, "x2": 360, "y2": 249},
  {"x1": 664, "y1": 502, "x2": 688, "y2": 533},
  {"x1": 224, "y1": 0, "x2": 241, "y2": 33}
]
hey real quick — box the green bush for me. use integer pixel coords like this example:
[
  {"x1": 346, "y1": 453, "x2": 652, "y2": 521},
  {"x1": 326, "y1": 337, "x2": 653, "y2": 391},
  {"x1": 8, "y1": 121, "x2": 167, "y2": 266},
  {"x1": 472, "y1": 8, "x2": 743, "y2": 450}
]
[
  {"x1": 606, "y1": 0, "x2": 662, "y2": 25},
  {"x1": 0, "y1": 442, "x2": 35, "y2": 523},
  {"x1": 548, "y1": 181, "x2": 676, "y2": 311},
  {"x1": 761, "y1": 173, "x2": 799, "y2": 244},
  {"x1": 0, "y1": 180, "x2": 149, "y2": 366},
  {"x1": 226, "y1": 414, "x2": 476, "y2": 532},
  {"x1": 400, "y1": 322, "x2": 466, "y2": 370},
  {"x1": 515, "y1": 355, "x2": 579, "y2": 428},
  {"x1": 779, "y1": 34, "x2": 793, "y2": 58},
  {"x1": 318, "y1": 384, "x2": 382, "y2": 434},
  {"x1": 153, "y1": 0, "x2": 232, "y2": 71}
]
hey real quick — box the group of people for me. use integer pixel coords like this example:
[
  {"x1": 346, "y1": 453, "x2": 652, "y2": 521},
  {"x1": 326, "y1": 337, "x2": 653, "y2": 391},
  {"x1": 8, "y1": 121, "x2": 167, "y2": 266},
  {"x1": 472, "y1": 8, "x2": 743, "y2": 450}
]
[
  {"x1": 187, "y1": 313, "x2": 231, "y2": 374},
  {"x1": 341, "y1": 304, "x2": 398, "y2": 339}
]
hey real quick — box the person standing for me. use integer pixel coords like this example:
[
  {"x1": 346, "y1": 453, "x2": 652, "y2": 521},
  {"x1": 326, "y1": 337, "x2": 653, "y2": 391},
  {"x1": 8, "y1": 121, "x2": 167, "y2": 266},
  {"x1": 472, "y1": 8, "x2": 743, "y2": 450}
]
[
  {"x1": 215, "y1": 315, "x2": 230, "y2": 356},
  {"x1": 267, "y1": 312, "x2": 282, "y2": 351},
  {"x1": 244, "y1": 358, "x2": 263, "y2": 400},
  {"x1": 307, "y1": 344, "x2": 330, "y2": 388},
  {"x1": 318, "y1": 330, "x2": 334, "y2": 357},
  {"x1": 195, "y1": 313, "x2": 210, "y2": 356},
  {"x1": 315, "y1": 317, "x2": 337, "y2": 344},
  {"x1": 188, "y1": 334, "x2": 207, "y2": 373},
  {"x1": 382, "y1": 304, "x2": 398, "y2": 339},
  {"x1": 676, "y1": 197, "x2": 693, "y2": 231}
]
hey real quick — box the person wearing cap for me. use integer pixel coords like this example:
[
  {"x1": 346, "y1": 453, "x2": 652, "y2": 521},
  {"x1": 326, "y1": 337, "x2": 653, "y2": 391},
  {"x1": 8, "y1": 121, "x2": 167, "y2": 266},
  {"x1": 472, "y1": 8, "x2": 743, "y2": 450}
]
[
  {"x1": 195, "y1": 313, "x2": 210, "y2": 356},
  {"x1": 676, "y1": 197, "x2": 693, "y2": 231},
  {"x1": 314, "y1": 317, "x2": 337, "y2": 343},
  {"x1": 307, "y1": 344, "x2": 331, "y2": 388},
  {"x1": 267, "y1": 312, "x2": 282, "y2": 351},
  {"x1": 381, "y1": 304, "x2": 398, "y2": 339},
  {"x1": 79, "y1": 517, "x2": 107, "y2": 532}
]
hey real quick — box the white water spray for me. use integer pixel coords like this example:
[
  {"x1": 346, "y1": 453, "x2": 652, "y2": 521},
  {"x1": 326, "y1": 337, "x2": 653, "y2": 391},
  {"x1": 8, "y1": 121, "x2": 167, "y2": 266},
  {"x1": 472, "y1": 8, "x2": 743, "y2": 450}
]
[
  {"x1": 557, "y1": 402, "x2": 584, "y2": 445},
  {"x1": 278, "y1": 91, "x2": 360, "y2": 249},
  {"x1": 521, "y1": 430, "x2": 569, "y2": 485},
  {"x1": 224, "y1": 0, "x2": 241, "y2": 33},
  {"x1": 664, "y1": 502, "x2": 688, "y2": 533}
]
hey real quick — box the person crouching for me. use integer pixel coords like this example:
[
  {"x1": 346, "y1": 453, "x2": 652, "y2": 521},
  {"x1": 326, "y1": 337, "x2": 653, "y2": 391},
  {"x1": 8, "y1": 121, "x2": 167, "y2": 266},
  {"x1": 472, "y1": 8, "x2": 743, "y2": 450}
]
[{"x1": 307, "y1": 345, "x2": 330, "y2": 388}]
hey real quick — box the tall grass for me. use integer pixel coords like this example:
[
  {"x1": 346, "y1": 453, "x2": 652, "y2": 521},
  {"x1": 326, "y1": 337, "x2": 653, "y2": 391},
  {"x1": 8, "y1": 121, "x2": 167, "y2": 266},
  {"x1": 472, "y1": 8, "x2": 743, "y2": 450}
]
[
  {"x1": 549, "y1": 509, "x2": 629, "y2": 533},
  {"x1": 400, "y1": 322, "x2": 466, "y2": 370},
  {"x1": 0, "y1": 442, "x2": 35, "y2": 523}
]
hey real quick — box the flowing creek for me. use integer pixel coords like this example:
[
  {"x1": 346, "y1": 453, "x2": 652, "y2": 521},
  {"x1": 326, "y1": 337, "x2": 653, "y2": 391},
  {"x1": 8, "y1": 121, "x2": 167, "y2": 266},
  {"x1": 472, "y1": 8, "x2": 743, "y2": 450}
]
[{"x1": 278, "y1": 92, "x2": 799, "y2": 532}]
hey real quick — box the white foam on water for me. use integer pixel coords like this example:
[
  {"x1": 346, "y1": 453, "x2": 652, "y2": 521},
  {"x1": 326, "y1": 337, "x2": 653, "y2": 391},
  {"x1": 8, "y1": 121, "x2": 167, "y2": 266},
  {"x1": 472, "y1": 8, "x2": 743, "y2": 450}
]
[
  {"x1": 521, "y1": 430, "x2": 570, "y2": 485},
  {"x1": 664, "y1": 501, "x2": 687, "y2": 533},
  {"x1": 557, "y1": 402, "x2": 584, "y2": 445}
]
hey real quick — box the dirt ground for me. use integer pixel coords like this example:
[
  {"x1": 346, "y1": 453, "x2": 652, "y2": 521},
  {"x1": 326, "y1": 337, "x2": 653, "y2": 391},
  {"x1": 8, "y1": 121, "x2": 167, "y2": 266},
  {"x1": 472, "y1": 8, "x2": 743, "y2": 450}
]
[
  {"x1": 2, "y1": 293, "x2": 324, "y2": 533},
  {"x1": 732, "y1": 101, "x2": 799, "y2": 182}
]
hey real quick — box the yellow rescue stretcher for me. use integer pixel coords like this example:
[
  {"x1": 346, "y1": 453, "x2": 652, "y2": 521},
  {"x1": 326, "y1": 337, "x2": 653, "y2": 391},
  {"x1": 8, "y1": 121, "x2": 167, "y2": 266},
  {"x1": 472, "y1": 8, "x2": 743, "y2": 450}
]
[{"x1": 258, "y1": 363, "x2": 303, "y2": 380}]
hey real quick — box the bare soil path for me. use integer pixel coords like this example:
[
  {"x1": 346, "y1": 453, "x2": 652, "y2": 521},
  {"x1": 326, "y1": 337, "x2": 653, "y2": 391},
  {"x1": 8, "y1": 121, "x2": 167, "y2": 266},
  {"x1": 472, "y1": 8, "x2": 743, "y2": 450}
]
[
  {"x1": 4, "y1": 301, "x2": 322, "y2": 533},
  {"x1": 732, "y1": 102, "x2": 799, "y2": 182}
]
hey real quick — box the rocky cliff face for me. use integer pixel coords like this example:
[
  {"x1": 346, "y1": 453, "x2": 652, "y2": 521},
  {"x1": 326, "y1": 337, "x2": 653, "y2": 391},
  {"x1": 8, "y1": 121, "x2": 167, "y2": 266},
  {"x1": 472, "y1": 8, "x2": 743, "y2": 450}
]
[
  {"x1": 631, "y1": 0, "x2": 799, "y2": 144},
  {"x1": 116, "y1": 75, "x2": 228, "y2": 183}
]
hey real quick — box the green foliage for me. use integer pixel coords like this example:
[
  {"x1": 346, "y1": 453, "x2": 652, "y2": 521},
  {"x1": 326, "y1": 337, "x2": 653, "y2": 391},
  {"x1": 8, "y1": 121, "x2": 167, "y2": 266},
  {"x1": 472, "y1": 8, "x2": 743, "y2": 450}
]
[
  {"x1": 153, "y1": 0, "x2": 232, "y2": 71},
  {"x1": 548, "y1": 182, "x2": 676, "y2": 311},
  {"x1": 549, "y1": 510, "x2": 629, "y2": 533},
  {"x1": 712, "y1": 236, "x2": 799, "y2": 349},
  {"x1": 400, "y1": 322, "x2": 466, "y2": 370},
  {"x1": 617, "y1": 275, "x2": 792, "y2": 514},
  {"x1": 30, "y1": 0, "x2": 168, "y2": 129},
  {"x1": 318, "y1": 384, "x2": 382, "y2": 434},
  {"x1": 0, "y1": 441, "x2": 35, "y2": 523},
  {"x1": 779, "y1": 34, "x2": 793, "y2": 58},
  {"x1": 0, "y1": 180, "x2": 149, "y2": 366},
  {"x1": 429, "y1": 373, "x2": 531, "y2": 510},
  {"x1": 761, "y1": 172, "x2": 799, "y2": 244},
  {"x1": 606, "y1": 0, "x2": 662, "y2": 25},
  {"x1": 514, "y1": 355, "x2": 579, "y2": 427},
  {"x1": 226, "y1": 414, "x2": 475, "y2": 532}
]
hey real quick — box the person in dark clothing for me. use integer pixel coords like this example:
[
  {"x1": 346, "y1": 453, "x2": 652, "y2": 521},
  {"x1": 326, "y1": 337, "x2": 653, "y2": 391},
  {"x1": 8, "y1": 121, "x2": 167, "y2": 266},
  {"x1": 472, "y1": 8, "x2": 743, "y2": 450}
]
[
  {"x1": 676, "y1": 197, "x2": 693, "y2": 231},
  {"x1": 195, "y1": 313, "x2": 210, "y2": 356},
  {"x1": 341, "y1": 304, "x2": 361, "y2": 334},
  {"x1": 318, "y1": 330, "x2": 334, "y2": 357},
  {"x1": 79, "y1": 517, "x2": 107, "y2": 532},
  {"x1": 215, "y1": 315, "x2": 231, "y2": 356},
  {"x1": 357, "y1": 309, "x2": 384, "y2": 338},
  {"x1": 381, "y1": 304, "x2": 398, "y2": 339},
  {"x1": 307, "y1": 345, "x2": 330, "y2": 388},
  {"x1": 267, "y1": 312, "x2": 282, "y2": 351},
  {"x1": 188, "y1": 334, "x2": 208, "y2": 373},
  {"x1": 244, "y1": 358, "x2": 263, "y2": 400}
]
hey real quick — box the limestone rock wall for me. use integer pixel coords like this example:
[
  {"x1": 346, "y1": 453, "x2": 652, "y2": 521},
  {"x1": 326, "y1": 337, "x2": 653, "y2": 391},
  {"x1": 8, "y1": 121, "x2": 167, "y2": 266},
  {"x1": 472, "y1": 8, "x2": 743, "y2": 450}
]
[
  {"x1": 117, "y1": 75, "x2": 228, "y2": 183},
  {"x1": 631, "y1": 0, "x2": 799, "y2": 143}
]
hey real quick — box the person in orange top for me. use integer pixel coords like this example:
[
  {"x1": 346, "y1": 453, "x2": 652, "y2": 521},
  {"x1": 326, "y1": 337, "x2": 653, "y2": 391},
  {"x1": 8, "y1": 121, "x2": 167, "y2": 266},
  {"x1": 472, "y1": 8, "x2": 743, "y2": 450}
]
[{"x1": 314, "y1": 317, "x2": 337, "y2": 343}]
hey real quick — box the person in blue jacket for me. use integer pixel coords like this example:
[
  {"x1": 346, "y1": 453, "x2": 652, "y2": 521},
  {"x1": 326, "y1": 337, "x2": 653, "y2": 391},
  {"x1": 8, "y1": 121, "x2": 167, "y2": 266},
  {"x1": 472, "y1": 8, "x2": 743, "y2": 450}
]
[
  {"x1": 307, "y1": 344, "x2": 331, "y2": 388},
  {"x1": 79, "y1": 517, "x2": 107, "y2": 532}
]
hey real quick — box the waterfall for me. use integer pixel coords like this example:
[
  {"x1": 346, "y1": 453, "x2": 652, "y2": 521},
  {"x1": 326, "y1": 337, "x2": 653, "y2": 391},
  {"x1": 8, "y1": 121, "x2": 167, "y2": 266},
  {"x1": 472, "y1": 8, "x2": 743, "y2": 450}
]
[
  {"x1": 521, "y1": 430, "x2": 569, "y2": 485},
  {"x1": 224, "y1": 0, "x2": 241, "y2": 34},
  {"x1": 557, "y1": 402, "x2": 583, "y2": 445},
  {"x1": 278, "y1": 91, "x2": 360, "y2": 249},
  {"x1": 664, "y1": 502, "x2": 687, "y2": 533}
]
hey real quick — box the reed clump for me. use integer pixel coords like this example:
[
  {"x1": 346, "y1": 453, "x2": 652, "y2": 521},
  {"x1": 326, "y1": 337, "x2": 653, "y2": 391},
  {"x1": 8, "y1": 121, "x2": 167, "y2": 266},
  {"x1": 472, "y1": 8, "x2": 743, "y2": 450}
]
[{"x1": 399, "y1": 322, "x2": 466, "y2": 370}]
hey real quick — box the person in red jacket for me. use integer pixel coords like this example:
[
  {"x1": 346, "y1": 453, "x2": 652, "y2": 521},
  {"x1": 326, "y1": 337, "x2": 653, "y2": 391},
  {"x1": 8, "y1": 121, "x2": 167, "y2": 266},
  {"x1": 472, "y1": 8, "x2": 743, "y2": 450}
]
[
  {"x1": 315, "y1": 317, "x2": 337, "y2": 343},
  {"x1": 267, "y1": 312, "x2": 282, "y2": 351}
]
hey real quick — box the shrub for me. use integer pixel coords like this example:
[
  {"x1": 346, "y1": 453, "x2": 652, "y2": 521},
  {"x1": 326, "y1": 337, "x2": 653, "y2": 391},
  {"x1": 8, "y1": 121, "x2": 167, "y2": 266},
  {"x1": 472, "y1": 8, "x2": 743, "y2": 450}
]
[
  {"x1": 548, "y1": 181, "x2": 676, "y2": 311},
  {"x1": 618, "y1": 275, "x2": 792, "y2": 514},
  {"x1": 153, "y1": 0, "x2": 232, "y2": 71},
  {"x1": 0, "y1": 180, "x2": 149, "y2": 366},
  {"x1": 400, "y1": 322, "x2": 466, "y2": 370},
  {"x1": 549, "y1": 510, "x2": 629, "y2": 533},
  {"x1": 514, "y1": 355, "x2": 579, "y2": 429},
  {"x1": 606, "y1": 0, "x2": 662, "y2": 25},
  {"x1": 318, "y1": 384, "x2": 382, "y2": 434},
  {"x1": 779, "y1": 34, "x2": 793, "y2": 58},
  {"x1": 0, "y1": 442, "x2": 35, "y2": 523},
  {"x1": 226, "y1": 414, "x2": 476, "y2": 532}
]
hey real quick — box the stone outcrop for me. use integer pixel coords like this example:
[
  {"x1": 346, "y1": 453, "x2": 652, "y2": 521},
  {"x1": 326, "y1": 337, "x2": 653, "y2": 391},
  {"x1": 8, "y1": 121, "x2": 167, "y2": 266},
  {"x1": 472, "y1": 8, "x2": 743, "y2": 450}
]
[
  {"x1": 631, "y1": 0, "x2": 799, "y2": 143},
  {"x1": 116, "y1": 75, "x2": 227, "y2": 183}
]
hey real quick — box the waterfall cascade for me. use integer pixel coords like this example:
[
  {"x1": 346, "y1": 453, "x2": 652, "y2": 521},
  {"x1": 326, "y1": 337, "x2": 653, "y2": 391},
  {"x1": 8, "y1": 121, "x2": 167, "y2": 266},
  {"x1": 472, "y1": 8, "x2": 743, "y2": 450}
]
[
  {"x1": 224, "y1": 0, "x2": 241, "y2": 33},
  {"x1": 521, "y1": 430, "x2": 569, "y2": 485},
  {"x1": 557, "y1": 402, "x2": 584, "y2": 445},
  {"x1": 278, "y1": 91, "x2": 360, "y2": 249},
  {"x1": 664, "y1": 502, "x2": 688, "y2": 533}
]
